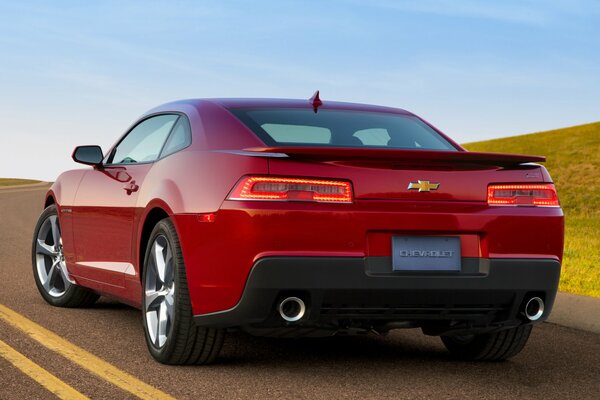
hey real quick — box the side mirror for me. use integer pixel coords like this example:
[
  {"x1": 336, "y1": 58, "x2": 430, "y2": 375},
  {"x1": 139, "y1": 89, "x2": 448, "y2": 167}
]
[{"x1": 72, "y1": 145, "x2": 104, "y2": 166}]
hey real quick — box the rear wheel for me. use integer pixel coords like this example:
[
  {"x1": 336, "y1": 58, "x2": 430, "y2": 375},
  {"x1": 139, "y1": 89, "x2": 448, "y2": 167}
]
[
  {"x1": 441, "y1": 325, "x2": 532, "y2": 361},
  {"x1": 32, "y1": 205, "x2": 99, "y2": 307},
  {"x1": 142, "y1": 218, "x2": 225, "y2": 365}
]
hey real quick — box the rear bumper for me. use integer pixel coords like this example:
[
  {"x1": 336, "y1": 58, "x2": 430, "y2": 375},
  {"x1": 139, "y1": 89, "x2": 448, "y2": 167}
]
[
  {"x1": 175, "y1": 201, "x2": 564, "y2": 316},
  {"x1": 193, "y1": 257, "x2": 560, "y2": 335}
]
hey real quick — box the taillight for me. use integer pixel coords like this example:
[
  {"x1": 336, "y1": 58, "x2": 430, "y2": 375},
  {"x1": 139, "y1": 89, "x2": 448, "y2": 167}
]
[
  {"x1": 228, "y1": 176, "x2": 353, "y2": 203},
  {"x1": 487, "y1": 184, "x2": 559, "y2": 207}
]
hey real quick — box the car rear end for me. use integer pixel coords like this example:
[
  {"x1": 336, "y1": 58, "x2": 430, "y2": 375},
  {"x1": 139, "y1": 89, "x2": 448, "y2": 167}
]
[{"x1": 187, "y1": 103, "x2": 563, "y2": 343}]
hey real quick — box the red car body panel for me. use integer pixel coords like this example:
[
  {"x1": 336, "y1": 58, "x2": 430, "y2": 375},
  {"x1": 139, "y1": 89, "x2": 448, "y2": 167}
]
[
  {"x1": 176, "y1": 200, "x2": 562, "y2": 315},
  {"x1": 44, "y1": 98, "x2": 564, "y2": 319}
]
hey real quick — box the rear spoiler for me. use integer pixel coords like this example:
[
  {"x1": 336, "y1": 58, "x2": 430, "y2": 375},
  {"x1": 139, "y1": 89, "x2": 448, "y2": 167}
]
[{"x1": 243, "y1": 147, "x2": 545, "y2": 166}]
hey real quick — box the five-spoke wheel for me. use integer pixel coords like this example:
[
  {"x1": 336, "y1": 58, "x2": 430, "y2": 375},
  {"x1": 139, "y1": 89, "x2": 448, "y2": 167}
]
[
  {"x1": 142, "y1": 218, "x2": 224, "y2": 364},
  {"x1": 32, "y1": 205, "x2": 98, "y2": 307},
  {"x1": 34, "y1": 214, "x2": 72, "y2": 297},
  {"x1": 144, "y1": 235, "x2": 175, "y2": 348}
]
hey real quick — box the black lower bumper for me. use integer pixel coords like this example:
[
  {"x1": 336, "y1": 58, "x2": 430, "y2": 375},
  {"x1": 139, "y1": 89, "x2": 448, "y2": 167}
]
[{"x1": 194, "y1": 257, "x2": 560, "y2": 336}]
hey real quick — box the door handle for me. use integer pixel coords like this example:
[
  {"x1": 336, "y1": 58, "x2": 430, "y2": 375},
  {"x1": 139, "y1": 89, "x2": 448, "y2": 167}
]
[{"x1": 124, "y1": 181, "x2": 139, "y2": 195}]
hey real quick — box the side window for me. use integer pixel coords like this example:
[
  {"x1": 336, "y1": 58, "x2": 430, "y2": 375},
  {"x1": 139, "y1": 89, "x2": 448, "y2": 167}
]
[
  {"x1": 107, "y1": 115, "x2": 178, "y2": 164},
  {"x1": 160, "y1": 116, "x2": 192, "y2": 158}
]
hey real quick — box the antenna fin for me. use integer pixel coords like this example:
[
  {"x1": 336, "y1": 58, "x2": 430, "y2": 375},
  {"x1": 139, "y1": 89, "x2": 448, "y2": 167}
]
[{"x1": 309, "y1": 90, "x2": 322, "y2": 113}]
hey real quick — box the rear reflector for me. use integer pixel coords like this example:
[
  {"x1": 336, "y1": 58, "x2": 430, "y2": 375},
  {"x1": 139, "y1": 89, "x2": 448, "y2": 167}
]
[
  {"x1": 197, "y1": 213, "x2": 216, "y2": 223},
  {"x1": 228, "y1": 176, "x2": 353, "y2": 203},
  {"x1": 487, "y1": 184, "x2": 559, "y2": 207}
]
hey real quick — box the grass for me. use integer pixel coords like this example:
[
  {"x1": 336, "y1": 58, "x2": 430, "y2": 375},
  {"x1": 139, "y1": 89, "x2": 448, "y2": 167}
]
[
  {"x1": 464, "y1": 121, "x2": 600, "y2": 298},
  {"x1": 0, "y1": 178, "x2": 42, "y2": 187}
]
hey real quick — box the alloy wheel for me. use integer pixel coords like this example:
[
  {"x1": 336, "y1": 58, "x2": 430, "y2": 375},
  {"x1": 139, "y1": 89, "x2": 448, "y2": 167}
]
[
  {"x1": 144, "y1": 235, "x2": 175, "y2": 348},
  {"x1": 35, "y1": 215, "x2": 73, "y2": 297}
]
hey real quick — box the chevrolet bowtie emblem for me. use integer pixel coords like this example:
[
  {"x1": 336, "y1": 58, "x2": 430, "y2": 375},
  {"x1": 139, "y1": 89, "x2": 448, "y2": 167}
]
[{"x1": 407, "y1": 180, "x2": 440, "y2": 192}]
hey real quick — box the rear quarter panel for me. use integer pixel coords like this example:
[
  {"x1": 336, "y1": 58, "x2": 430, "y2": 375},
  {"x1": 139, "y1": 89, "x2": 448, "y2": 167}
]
[
  {"x1": 137, "y1": 150, "x2": 269, "y2": 215},
  {"x1": 135, "y1": 149, "x2": 269, "y2": 300}
]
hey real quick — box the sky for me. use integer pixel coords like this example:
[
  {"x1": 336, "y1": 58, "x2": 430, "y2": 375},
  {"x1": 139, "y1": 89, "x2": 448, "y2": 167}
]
[{"x1": 0, "y1": 0, "x2": 599, "y2": 181}]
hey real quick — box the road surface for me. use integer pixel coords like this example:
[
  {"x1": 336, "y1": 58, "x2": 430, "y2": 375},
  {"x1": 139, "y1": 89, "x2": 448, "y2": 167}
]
[{"x1": 0, "y1": 185, "x2": 598, "y2": 399}]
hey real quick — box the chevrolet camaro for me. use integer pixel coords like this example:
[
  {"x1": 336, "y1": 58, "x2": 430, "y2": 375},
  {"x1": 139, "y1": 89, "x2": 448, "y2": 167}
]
[{"x1": 32, "y1": 93, "x2": 563, "y2": 364}]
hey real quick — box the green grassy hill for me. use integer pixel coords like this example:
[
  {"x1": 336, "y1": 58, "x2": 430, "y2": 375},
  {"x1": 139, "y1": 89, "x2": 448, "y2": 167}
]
[{"x1": 464, "y1": 122, "x2": 600, "y2": 297}]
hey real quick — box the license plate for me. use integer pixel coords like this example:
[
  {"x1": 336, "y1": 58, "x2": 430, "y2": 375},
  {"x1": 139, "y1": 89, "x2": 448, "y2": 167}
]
[{"x1": 392, "y1": 236, "x2": 461, "y2": 271}]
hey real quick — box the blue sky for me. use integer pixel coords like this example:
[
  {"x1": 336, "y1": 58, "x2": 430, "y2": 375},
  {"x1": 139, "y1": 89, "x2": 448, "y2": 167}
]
[{"x1": 1, "y1": 0, "x2": 599, "y2": 180}]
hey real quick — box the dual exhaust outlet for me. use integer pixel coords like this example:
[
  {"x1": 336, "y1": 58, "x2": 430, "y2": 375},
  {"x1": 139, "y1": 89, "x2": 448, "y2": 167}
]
[
  {"x1": 523, "y1": 296, "x2": 545, "y2": 321},
  {"x1": 278, "y1": 295, "x2": 545, "y2": 323},
  {"x1": 278, "y1": 297, "x2": 306, "y2": 322}
]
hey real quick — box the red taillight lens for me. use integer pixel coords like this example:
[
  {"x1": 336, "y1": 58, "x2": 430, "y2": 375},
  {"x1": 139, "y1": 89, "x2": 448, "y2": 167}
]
[
  {"x1": 228, "y1": 176, "x2": 353, "y2": 203},
  {"x1": 487, "y1": 184, "x2": 559, "y2": 207}
]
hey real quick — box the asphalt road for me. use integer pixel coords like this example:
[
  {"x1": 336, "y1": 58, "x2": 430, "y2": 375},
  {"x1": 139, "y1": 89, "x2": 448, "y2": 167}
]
[{"x1": 0, "y1": 185, "x2": 599, "y2": 400}]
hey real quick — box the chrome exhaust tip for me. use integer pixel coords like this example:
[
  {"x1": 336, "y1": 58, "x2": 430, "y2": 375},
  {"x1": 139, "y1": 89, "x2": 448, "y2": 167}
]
[
  {"x1": 524, "y1": 297, "x2": 545, "y2": 321},
  {"x1": 278, "y1": 297, "x2": 306, "y2": 322}
]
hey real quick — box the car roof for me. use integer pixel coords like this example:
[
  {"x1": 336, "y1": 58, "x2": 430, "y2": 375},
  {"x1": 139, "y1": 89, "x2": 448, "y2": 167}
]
[{"x1": 152, "y1": 98, "x2": 415, "y2": 115}]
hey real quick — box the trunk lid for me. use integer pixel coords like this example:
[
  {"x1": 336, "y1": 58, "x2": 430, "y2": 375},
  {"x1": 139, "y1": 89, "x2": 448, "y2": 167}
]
[{"x1": 245, "y1": 147, "x2": 546, "y2": 202}]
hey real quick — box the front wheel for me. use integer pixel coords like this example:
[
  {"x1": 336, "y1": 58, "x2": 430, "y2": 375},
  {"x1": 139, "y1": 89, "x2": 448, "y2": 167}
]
[
  {"x1": 441, "y1": 325, "x2": 533, "y2": 361},
  {"x1": 142, "y1": 218, "x2": 225, "y2": 365},
  {"x1": 32, "y1": 205, "x2": 99, "y2": 307}
]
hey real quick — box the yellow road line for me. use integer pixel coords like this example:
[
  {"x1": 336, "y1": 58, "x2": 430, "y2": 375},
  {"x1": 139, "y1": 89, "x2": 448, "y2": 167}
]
[
  {"x1": 0, "y1": 304, "x2": 175, "y2": 400},
  {"x1": 0, "y1": 338, "x2": 89, "y2": 400}
]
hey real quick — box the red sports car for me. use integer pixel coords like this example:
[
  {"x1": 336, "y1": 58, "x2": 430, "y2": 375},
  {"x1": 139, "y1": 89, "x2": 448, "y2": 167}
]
[{"x1": 32, "y1": 93, "x2": 563, "y2": 364}]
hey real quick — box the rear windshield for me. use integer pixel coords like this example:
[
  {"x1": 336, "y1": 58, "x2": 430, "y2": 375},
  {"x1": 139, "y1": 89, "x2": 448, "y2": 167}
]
[{"x1": 230, "y1": 108, "x2": 456, "y2": 151}]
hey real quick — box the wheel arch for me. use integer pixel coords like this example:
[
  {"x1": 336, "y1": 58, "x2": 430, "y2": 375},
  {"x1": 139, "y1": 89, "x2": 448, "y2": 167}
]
[
  {"x1": 137, "y1": 204, "x2": 173, "y2": 283},
  {"x1": 44, "y1": 194, "x2": 56, "y2": 208}
]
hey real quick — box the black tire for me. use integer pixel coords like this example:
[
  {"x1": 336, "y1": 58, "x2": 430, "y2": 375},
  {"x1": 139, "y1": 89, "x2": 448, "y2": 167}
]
[
  {"x1": 32, "y1": 205, "x2": 99, "y2": 307},
  {"x1": 142, "y1": 218, "x2": 225, "y2": 365},
  {"x1": 441, "y1": 325, "x2": 533, "y2": 361}
]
